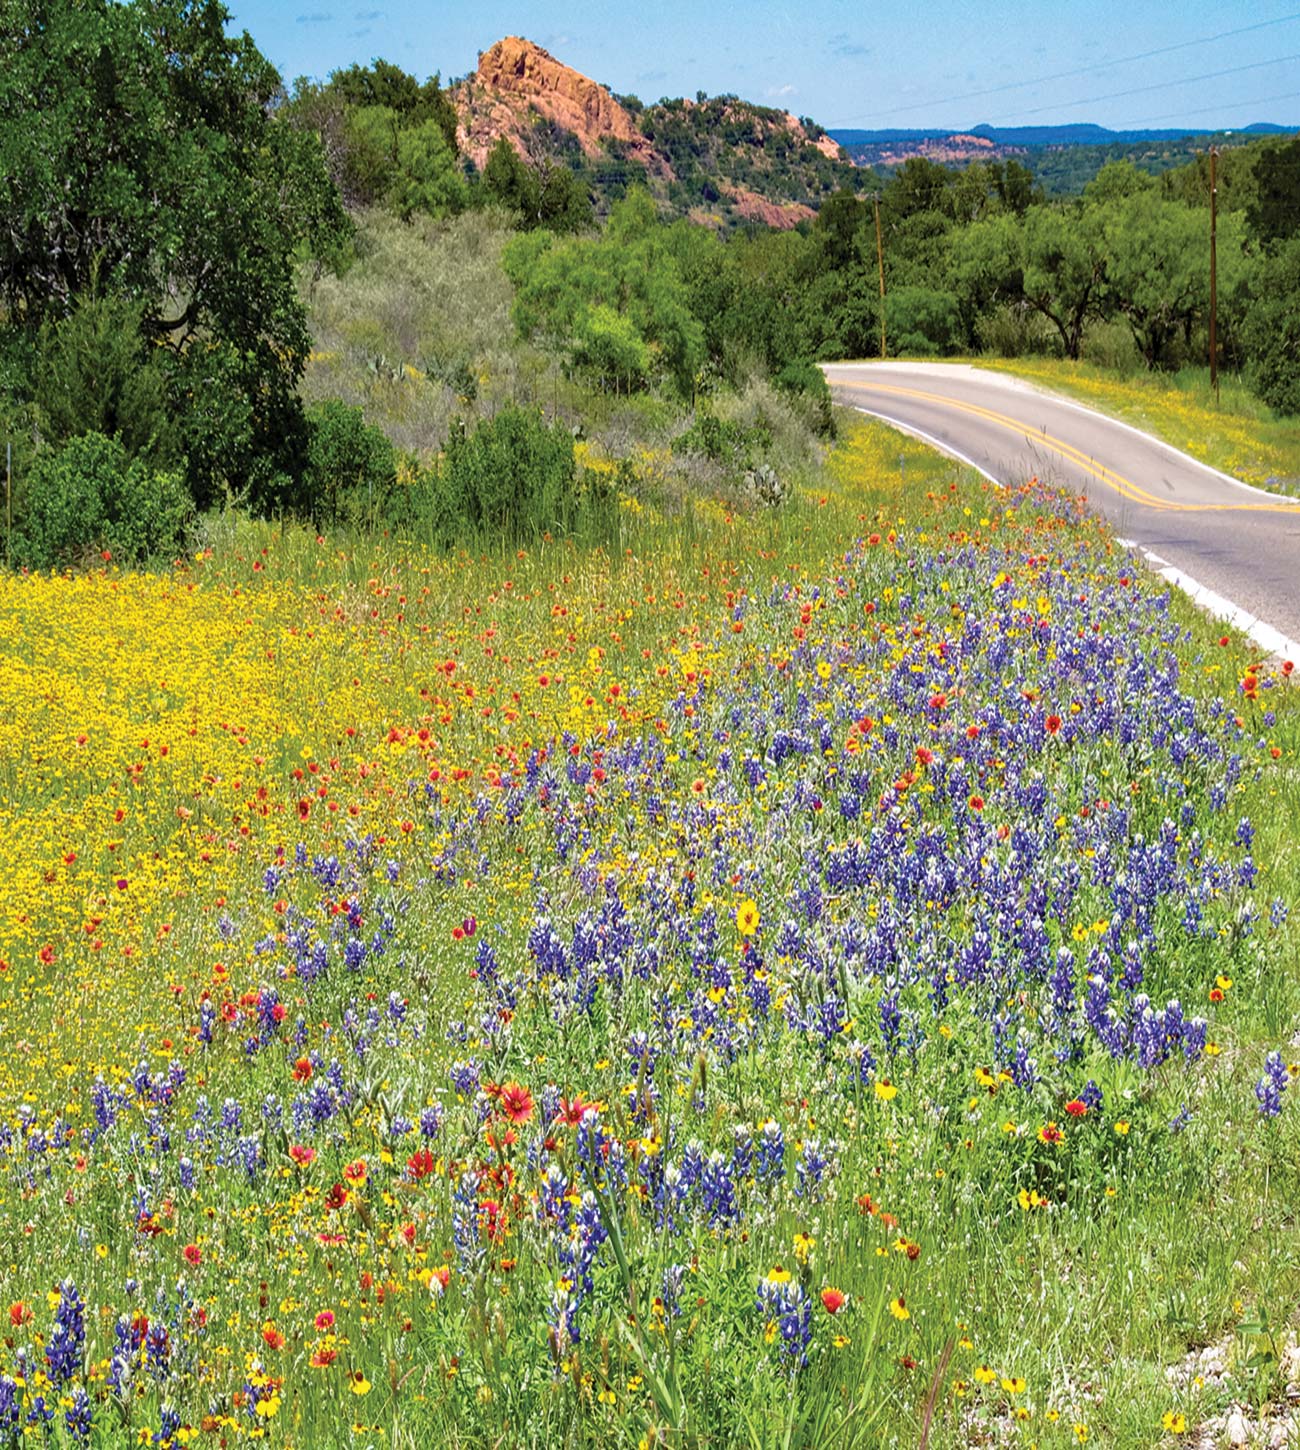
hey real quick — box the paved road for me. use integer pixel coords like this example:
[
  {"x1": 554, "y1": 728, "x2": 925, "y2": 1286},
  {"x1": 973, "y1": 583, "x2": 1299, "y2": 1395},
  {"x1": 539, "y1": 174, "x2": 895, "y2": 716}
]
[{"x1": 824, "y1": 361, "x2": 1300, "y2": 656}]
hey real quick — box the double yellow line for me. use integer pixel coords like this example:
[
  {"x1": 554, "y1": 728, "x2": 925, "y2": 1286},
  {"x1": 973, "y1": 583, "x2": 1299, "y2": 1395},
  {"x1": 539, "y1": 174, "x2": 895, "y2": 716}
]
[{"x1": 850, "y1": 381, "x2": 1298, "y2": 516}]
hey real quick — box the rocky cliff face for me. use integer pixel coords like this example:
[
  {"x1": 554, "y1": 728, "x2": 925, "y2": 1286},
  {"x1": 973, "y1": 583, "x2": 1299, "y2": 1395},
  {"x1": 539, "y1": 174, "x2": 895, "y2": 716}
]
[
  {"x1": 453, "y1": 36, "x2": 855, "y2": 229},
  {"x1": 454, "y1": 37, "x2": 661, "y2": 172}
]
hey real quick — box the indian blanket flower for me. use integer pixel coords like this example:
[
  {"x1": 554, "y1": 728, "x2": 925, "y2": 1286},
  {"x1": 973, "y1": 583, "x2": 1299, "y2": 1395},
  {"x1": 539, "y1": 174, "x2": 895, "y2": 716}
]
[{"x1": 498, "y1": 1082, "x2": 534, "y2": 1125}]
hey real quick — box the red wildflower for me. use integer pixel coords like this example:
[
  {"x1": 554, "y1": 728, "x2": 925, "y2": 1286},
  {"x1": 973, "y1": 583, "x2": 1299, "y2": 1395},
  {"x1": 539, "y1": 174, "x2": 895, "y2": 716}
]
[
  {"x1": 324, "y1": 1182, "x2": 349, "y2": 1210},
  {"x1": 557, "y1": 1096, "x2": 589, "y2": 1127},
  {"x1": 288, "y1": 1144, "x2": 317, "y2": 1168},
  {"x1": 408, "y1": 1148, "x2": 435, "y2": 1181},
  {"x1": 1064, "y1": 1099, "x2": 1087, "y2": 1117},
  {"x1": 9, "y1": 1302, "x2": 30, "y2": 1327},
  {"x1": 292, "y1": 1057, "x2": 313, "y2": 1082},
  {"x1": 821, "y1": 1287, "x2": 846, "y2": 1314},
  {"x1": 1045, "y1": 714, "x2": 1062, "y2": 734},
  {"x1": 262, "y1": 1322, "x2": 285, "y2": 1351},
  {"x1": 969, "y1": 795, "x2": 985, "y2": 811},
  {"x1": 498, "y1": 1082, "x2": 534, "y2": 1125},
  {"x1": 182, "y1": 1244, "x2": 202, "y2": 1267}
]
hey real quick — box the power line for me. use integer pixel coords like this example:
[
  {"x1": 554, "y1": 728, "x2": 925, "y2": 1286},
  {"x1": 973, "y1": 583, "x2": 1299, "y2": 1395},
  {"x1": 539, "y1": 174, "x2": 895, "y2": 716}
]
[
  {"x1": 828, "y1": 11, "x2": 1300, "y2": 126},
  {"x1": 976, "y1": 52, "x2": 1300, "y2": 123},
  {"x1": 1126, "y1": 89, "x2": 1300, "y2": 126}
]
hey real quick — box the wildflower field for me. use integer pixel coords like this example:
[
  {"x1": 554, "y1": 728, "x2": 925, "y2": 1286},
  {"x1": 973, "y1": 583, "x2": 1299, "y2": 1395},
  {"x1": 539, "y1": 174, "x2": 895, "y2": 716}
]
[{"x1": 0, "y1": 419, "x2": 1296, "y2": 1448}]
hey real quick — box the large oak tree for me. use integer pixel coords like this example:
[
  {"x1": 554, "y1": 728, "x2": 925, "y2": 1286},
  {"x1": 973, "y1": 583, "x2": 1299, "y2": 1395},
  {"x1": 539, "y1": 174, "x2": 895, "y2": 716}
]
[{"x1": 0, "y1": 0, "x2": 349, "y2": 506}]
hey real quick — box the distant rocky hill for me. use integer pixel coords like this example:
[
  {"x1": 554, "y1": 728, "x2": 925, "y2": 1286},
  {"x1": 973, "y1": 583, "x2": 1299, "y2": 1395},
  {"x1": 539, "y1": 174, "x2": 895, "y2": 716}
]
[
  {"x1": 841, "y1": 132, "x2": 1028, "y2": 169},
  {"x1": 831, "y1": 121, "x2": 1299, "y2": 195},
  {"x1": 453, "y1": 38, "x2": 866, "y2": 229}
]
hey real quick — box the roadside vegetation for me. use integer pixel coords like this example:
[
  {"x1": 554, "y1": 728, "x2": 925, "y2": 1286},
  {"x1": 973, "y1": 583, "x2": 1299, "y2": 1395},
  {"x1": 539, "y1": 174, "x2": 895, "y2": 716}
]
[
  {"x1": 0, "y1": 4, "x2": 1298, "y2": 1447},
  {"x1": 0, "y1": 415, "x2": 1296, "y2": 1447}
]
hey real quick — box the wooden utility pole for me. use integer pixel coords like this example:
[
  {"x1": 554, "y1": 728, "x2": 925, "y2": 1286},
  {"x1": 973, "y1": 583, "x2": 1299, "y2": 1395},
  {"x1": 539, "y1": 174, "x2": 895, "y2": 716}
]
[
  {"x1": 1209, "y1": 146, "x2": 1219, "y2": 406},
  {"x1": 873, "y1": 192, "x2": 887, "y2": 358}
]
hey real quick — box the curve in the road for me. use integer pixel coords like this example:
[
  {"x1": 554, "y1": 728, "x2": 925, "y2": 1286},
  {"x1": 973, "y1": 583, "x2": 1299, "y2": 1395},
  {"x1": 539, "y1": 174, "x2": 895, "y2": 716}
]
[
  {"x1": 858, "y1": 381, "x2": 1298, "y2": 515},
  {"x1": 824, "y1": 361, "x2": 1300, "y2": 658}
]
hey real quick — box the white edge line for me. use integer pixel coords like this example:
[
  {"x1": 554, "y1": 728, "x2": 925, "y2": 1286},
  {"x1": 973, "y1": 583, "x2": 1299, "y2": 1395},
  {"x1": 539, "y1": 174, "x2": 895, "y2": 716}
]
[
  {"x1": 1119, "y1": 539, "x2": 1299, "y2": 663},
  {"x1": 849, "y1": 405, "x2": 1002, "y2": 485},
  {"x1": 829, "y1": 361, "x2": 1300, "y2": 508}
]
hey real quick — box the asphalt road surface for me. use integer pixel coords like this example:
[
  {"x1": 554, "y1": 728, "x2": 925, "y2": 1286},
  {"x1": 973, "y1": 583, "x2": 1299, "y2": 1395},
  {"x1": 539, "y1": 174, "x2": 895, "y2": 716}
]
[{"x1": 824, "y1": 361, "x2": 1300, "y2": 657}]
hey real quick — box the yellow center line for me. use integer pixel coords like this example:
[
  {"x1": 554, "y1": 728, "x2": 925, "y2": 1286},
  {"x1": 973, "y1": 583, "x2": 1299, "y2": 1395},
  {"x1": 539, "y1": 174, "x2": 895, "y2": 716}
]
[{"x1": 842, "y1": 381, "x2": 1299, "y2": 516}]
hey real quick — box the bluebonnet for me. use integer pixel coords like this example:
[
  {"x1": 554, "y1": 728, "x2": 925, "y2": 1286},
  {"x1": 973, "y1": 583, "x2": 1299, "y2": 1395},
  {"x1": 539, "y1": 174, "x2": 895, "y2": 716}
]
[{"x1": 1255, "y1": 1051, "x2": 1291, "y2": 1117}]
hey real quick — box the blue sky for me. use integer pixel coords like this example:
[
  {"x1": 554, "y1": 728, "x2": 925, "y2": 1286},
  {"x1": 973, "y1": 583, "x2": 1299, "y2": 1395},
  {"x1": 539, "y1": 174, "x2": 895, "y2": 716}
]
[{"x1": 233, "y1": 0, "x2": 1300, "y2": 131}]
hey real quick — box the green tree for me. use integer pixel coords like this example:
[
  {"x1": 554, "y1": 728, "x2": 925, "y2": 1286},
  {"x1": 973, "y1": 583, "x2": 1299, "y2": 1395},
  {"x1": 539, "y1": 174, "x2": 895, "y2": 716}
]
[
  {"x1": 883, "y1": 158, "x2": 954, "y2": 222},
  {"x1": 572, "y1": 305, "x2": 652, "y2": 393},
  {"x1": 503, "y1": 191, "x2": 703, "y2": 397},
  {"x1": 481, "y1": 137, "x2": 541, "y2": 219},
  {"x1": 813, "y1": 190, "x2": 869, "y2": 271},
  {"x1": 325, "y1": 60, "x2": 459, "y2": 154},
  {"x1": 887, "y1": 286, "x2": 963, "y2": 355},
  {"x1": 1083, "y1": 159, "x2": 1156, "y2": 204},
  {"x1": 948, "y1": 213, "x2": 1025, "y2": 343},
  {"x1": 535, "y1": 163, "x2": 593, "y2": 234},
  {"x1": 0, "y1": 0, "x2": 349, "y2": 508},
  {"x1": 1020, "y1": 205, "x2": 1106, "y2": 359},
  {"x1": 389, "y1": 120, "x2": 469, "y2": 220},
  {"x1": 1100, "y1": 196, "x2": 1214, "y2": 367},
  {"x1": 990, "y1": 159, "x2": 1039, "y2": 215},
  {"x1": 1242, "y1": 237, "x2": 1300, "y2": 414},
  {"x1": 342, "y1": 105, "x2": 402, "y2": 205},
  {"x1": 1247, "y1": 138, "x2": 1300, "y2": 247}
]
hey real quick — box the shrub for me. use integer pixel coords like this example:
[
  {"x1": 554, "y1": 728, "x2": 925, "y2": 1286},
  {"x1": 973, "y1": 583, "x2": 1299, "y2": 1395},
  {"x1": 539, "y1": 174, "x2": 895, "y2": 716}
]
[
  {"x1": 303, "y1": 400, "x2": 398, "y2": 528},
  {"x1": 12, "y1": 432, "x2": 191, "y2": 569},
  {"x1": 677, "y1": 409, "x2": 753, "y2": 466},
  {"x1": 442, "y1": 406, "x2": 577, "y2": 539},
  {"x1": 774, "y1": 359, "x2": 834, "y2": 436},
  {"x1": 32, "y1": 293, "x2": 175, "y2": 465},
  {"x1": 975, "y1": 303, "x2": 1059, "y2": 360},
  {"x1": 1079, "y1": 319, "x2": 1142, "y2": 375},
  {"x1": 887, "y1": 287, "x2": 963, "y2": 356}
]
